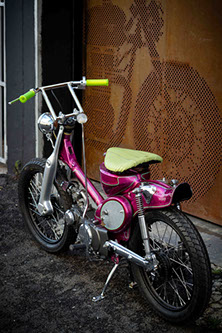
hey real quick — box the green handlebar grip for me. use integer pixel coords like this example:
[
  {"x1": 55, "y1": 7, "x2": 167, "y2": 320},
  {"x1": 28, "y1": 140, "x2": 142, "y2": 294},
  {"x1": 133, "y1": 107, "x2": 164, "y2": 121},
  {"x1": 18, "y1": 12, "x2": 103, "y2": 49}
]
[
  {"x1": 86, "y1": 79, "x2": 109, "y2": 87},
  {"x1": 19, "y1": 89, "x2": 36, "y2": 103}
]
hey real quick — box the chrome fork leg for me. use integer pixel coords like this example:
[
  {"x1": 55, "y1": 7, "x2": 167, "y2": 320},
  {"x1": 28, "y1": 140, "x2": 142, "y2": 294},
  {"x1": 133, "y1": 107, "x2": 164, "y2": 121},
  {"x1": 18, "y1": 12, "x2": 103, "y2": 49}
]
[
  {"x1": 92, "y1": 263, "x2": 119, "y2": 302},
  {"x1": 37, "y1": 126, "x2": 64, "y2": 216}
]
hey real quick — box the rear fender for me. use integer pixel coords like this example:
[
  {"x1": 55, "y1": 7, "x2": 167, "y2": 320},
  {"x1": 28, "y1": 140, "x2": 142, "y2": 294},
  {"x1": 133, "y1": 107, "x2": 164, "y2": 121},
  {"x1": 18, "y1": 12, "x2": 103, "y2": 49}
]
[
  {"x1": 130, "y1": 181, "x2": 192, "y2": 215},
  {"x1": 144, "y1": 181, "x2": 192, "y2": 209},
  {"x1": 172, "y1": 182, "x2": 192, "y2": 204}
]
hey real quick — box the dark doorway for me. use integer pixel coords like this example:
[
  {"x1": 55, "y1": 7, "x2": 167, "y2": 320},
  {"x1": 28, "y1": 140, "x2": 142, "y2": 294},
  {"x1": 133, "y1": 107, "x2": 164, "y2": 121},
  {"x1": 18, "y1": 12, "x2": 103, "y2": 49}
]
[{"x1": 41, "y1": 0, "x2": 83, "y2": 162}]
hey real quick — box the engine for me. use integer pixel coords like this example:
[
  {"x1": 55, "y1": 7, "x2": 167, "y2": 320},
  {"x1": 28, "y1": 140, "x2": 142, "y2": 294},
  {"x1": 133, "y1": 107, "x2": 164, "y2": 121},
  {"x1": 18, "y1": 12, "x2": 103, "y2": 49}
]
[
  {"x1": 64, "y1": 201, "x2": 109, "y2": 257},
  {"x1": 78, "y1": 220, "x2": 109, "y2": 257}
]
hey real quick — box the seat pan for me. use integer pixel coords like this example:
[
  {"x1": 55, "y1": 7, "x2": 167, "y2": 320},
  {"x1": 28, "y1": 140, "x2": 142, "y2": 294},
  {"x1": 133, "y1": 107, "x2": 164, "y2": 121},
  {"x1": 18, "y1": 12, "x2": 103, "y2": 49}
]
[{"x1": 104, "y1": 147, "x2": 163, "y2": 172}]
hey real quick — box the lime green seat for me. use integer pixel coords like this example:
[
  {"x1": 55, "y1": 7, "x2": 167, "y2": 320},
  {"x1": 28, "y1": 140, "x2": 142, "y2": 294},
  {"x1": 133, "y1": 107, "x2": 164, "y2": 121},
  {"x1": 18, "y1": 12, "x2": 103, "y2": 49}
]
[{"x1": 104, "y1": 147, "x2": 163, "y2": 172}]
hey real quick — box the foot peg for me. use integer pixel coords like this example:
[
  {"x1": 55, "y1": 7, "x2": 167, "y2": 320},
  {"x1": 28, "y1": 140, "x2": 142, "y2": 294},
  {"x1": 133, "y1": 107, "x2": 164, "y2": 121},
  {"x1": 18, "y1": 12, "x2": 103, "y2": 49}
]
[
  {"x1": 69, "y1": 243, "x2": 86, "y2": 251},
  {"x1": 92, "y1": 263, "x2": 119, "y2": 302}
]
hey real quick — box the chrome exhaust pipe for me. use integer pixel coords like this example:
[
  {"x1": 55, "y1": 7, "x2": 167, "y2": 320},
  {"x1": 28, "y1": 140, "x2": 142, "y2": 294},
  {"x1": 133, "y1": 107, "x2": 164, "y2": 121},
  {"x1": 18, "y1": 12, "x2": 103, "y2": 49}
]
[{"x1": 104, "y1": 240, "x2": 154, "y2": 271}]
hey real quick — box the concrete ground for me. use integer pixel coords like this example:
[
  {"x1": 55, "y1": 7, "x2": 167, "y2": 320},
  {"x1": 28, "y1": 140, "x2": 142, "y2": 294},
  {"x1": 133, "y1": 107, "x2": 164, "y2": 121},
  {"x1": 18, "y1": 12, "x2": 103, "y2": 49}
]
[{"x1": 189, "y1": 215, "x2": 222, "y2": 268}]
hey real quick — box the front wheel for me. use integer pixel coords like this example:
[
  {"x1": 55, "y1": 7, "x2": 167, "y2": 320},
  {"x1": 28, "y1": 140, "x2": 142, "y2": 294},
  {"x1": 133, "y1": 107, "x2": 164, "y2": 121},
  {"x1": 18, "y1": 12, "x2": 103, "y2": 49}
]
[
  {"x1": 129, "y1": 208, "x2": 212, "y2": 323},
  {"x1": 18, "y1": 158, "x2": 76, "y2": 253}
]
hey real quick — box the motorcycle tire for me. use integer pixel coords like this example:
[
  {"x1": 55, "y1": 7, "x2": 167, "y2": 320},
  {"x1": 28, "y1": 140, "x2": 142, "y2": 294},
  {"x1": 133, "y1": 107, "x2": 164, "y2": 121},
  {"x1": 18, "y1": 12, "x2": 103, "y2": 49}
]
[
  {"x1": 18, "y1": 158, "x2": 77, "y2": 253},
  {"x1": 129, "y1": 207, "x2": 212, "y2": 324}
]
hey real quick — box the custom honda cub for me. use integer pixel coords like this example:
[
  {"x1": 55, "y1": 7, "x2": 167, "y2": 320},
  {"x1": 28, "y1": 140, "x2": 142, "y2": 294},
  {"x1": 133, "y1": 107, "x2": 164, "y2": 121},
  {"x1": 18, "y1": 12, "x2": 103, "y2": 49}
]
[{"x1": 9, "y1": 78, "x2": 212, "y2": 324}]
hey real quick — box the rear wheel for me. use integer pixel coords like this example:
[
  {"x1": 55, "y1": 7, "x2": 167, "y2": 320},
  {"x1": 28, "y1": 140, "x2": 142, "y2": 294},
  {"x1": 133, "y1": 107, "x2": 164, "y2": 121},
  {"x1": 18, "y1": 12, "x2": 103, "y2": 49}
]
[
  {"x1": 18, "y1": 158, "x2": 76, "y2": 253},
  {"x1": 129, "y1": 208, "x2": 212, "y2": 323}
]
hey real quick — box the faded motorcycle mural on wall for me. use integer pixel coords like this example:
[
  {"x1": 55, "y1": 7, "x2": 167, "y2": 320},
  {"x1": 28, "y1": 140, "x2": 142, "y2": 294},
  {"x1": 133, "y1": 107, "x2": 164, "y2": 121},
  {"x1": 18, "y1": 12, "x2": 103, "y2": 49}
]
[{"x1": 84, "y1": 0, "x2": 222, "y2": 225}]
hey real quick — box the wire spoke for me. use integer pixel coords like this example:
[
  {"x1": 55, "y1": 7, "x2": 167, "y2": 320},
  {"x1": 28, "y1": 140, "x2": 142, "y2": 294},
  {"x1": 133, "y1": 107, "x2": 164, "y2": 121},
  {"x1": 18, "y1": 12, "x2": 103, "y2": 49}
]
[
  {"x1": 28, "y1": 187, "x2": 38, "y2": 209},
  {"x1": 29, "y1": 207, "x2": 42, "y2": 216},
  {"x1": 169, "y1": 257, "x2": 193, "y2": 275},
  {"x1": 168, "y1": 280, "x2": 186, "y2": 307},
  {"x1": 30, "y1": 179, "x2": 41, "y2": 196},
  {"x1": 172, "y1": 268, "x2": 192, "y2": 299}
]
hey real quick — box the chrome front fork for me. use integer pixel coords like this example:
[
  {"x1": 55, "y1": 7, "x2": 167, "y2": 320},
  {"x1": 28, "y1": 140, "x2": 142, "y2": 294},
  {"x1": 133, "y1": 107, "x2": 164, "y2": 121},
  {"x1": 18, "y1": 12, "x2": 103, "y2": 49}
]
[{"x1": 37, "y1": 125, "x2": 64, "y2": 216}]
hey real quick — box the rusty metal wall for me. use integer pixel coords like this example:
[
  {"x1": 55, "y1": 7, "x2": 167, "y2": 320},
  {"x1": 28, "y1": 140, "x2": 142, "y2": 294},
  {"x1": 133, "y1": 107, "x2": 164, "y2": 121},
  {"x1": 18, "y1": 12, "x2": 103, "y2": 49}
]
[{"x1": 83, "y1": 0, "x2": 222, "y2": 225}]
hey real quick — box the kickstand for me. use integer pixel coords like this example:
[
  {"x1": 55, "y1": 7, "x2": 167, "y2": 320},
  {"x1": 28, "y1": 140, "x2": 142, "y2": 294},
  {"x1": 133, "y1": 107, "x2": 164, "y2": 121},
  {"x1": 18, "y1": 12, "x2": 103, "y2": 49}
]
[{"x1": 92, "y1": 263, "x2": 119, "y2": 302}]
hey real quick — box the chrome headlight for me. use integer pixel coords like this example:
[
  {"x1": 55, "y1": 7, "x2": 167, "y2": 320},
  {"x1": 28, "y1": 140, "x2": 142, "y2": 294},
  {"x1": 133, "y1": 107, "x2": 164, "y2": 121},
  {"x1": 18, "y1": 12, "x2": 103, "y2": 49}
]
[{"x1": 38, "y1": 113, "x2": 55, "y2": 134}]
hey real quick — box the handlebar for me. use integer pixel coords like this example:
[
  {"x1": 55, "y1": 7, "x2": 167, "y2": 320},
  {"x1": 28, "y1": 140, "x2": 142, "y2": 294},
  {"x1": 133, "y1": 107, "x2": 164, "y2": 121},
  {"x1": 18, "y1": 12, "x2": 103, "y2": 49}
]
[
  {"x1": 9, "y1": 89, "x2": 36, "y2": 105},
  {"x1": 86, "y1": 79, "x2": 109, "y2": 86},
  {"x1": 8, "y1": 78, "x2": 109, "y2": 105}
]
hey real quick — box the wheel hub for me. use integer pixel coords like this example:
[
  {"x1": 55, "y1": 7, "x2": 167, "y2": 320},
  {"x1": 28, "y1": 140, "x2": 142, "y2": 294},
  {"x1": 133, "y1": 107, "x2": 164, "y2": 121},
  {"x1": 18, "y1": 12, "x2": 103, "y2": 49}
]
[{"x1": 152, "y1": 251, "x2": 172, "y2": 282}]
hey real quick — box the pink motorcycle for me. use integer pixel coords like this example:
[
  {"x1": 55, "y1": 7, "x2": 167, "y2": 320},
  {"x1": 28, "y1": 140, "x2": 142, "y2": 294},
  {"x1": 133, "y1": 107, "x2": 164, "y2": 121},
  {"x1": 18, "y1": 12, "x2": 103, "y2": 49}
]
[{"x1": 9, "y1": 78, "x2": 211, "y2": 324}]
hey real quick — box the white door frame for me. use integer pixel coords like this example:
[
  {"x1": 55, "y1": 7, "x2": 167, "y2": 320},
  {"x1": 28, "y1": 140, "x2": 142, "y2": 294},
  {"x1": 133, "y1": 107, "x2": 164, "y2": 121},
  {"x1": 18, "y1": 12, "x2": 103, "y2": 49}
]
[
  {"x1": 34, "y1": 0, "x2": 43, "y2": 159},
  {"x1": 0, "y1": 1, "x2": 7, "y2": 164}
]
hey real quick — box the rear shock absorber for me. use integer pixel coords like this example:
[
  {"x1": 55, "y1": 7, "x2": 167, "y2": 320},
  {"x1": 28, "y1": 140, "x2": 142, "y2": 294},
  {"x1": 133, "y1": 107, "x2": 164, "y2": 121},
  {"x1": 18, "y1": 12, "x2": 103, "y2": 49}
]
[
  {"x1": 134, "y1": 187, "x2": 152, "y2": 260},
  {"x1": 134, "y1": 187, "x2": 158, "y2": 268}
]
